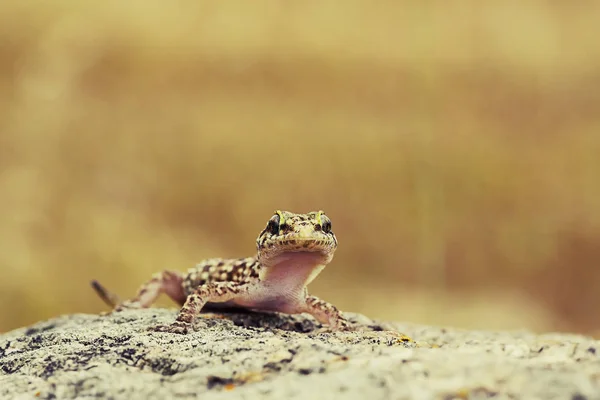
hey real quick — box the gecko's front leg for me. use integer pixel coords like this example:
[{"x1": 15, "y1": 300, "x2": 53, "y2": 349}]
[
  {"x1": 304, "y1": 295, "x2": 352, "y2": 331},
  {"x1": 150, "y1": 281, "x2": 249, "y2": 334}
]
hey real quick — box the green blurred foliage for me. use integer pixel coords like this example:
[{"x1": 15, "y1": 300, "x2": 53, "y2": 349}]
[{"x1": 1, "y1": 1, "x2": 599, "y2": 334}]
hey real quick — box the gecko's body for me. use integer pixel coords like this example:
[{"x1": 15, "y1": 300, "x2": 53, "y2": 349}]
[{"x1": 91, "y1": 210, "x2": 350, "y2": 334}]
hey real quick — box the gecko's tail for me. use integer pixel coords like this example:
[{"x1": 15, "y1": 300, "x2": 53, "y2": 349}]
[{"x1": 90, "y1": 280, "x2": 121, "y2": 307}]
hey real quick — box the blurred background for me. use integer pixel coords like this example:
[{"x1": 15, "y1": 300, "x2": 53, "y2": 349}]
[{"x1": 1, "y1": 1, "x2": 599, "y2": 335}]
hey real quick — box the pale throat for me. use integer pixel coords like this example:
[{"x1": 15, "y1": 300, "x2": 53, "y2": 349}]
[{"x1": 260, "y1": 252, "x2": 330, "y2": 291}]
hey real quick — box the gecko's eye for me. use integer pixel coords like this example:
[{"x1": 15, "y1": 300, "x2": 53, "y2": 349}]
[
  {"x1": 321, "y1": 215, "x2": 332, "y2": 234},
  {"x1": 267, "y1": 214, "x2": 281, "y2": 235}
]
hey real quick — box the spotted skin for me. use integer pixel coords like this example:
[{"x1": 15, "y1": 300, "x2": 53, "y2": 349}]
[
  {"x1": 182, "y1": 257, "x2": 260, "y2": 294},
  {"x1": 91, "y1": 210, "x2": 351, "y2": 334}
]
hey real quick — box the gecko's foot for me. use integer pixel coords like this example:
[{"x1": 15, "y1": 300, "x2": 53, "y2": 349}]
[
  {"x1": 336, "y1": 325, "x2": 358, "y2": 332},
  {"x1": 313, "y1": 326, "x2": 355, "y2": 334},
  {"x1": 332, "y1": 318, "x2": 357, "y2": 331},
  {"x1": 99, "y1": 302, "x2": 141, "y2": 316},
  {"x1": 314, "y1": 319, "x2": 357, "y2": 333},
  {"x1": 149, "y1": 321, "x2": 191, "y2": 335}
]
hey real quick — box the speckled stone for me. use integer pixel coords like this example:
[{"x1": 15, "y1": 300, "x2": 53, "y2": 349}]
[{"x1": 1, "y1": 309, "x2": 599, "y2": 400}]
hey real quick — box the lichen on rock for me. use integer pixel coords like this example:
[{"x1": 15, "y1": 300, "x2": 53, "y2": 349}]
[{"x1": 0, "y1": 309, "x2": 598, "y2": 399}]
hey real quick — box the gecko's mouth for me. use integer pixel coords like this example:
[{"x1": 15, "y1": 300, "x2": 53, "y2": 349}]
[
  {"x1": 260, "y1": 250, "x2": 332, "y2": 273},
  {"x1": 278, "y1": 238, "x2": 332, "y2": 248},
  {"x1": 258, "y1": 237, "x2": 336, "y2": 266}
]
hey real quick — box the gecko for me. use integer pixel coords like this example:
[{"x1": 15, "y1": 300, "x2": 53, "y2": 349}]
[{"x1": 91, "y1": 210, "x2": 352, "y2": 334}]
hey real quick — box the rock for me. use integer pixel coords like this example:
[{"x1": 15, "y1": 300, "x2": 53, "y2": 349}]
[{"x1": 0, "y1": 309, "x2": 598, "y2": 399}]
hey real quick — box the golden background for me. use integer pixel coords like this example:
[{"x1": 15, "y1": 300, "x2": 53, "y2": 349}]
[{"x1": 1, "y1": 1, "x2": 599, "y2": 334}]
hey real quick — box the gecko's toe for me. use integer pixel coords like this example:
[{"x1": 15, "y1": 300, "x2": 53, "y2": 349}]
[
  {"x1": 113, "y1": 301, "x2": 142, "y2": 313},
  {"x1": 329, "y1": 319, "x2": 359, "y2": 332},
  {"x1": 148, "y1": 322, "x2": 191, "y2": 335},
  {"x1": 336, "y1": 325, "x2": 356, "y2": 332},
  {"x1": 312, "y1": 322, "x2": 356, "y2": 334}
]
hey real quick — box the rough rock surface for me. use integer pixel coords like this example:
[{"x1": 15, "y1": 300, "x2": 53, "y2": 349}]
[{"x1": 1, "y1": 308, "x2": 599, "y2": 400}]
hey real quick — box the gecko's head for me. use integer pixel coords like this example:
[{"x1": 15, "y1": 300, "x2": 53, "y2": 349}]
[{"x1": 256, "y1": 210, "x2": 338, "y2": 266}]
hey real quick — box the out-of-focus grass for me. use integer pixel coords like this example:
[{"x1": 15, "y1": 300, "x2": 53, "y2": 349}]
[{"x1": 1, "y1": 1, "x2": 599, "y2": 333}]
